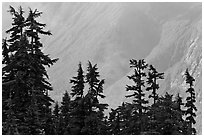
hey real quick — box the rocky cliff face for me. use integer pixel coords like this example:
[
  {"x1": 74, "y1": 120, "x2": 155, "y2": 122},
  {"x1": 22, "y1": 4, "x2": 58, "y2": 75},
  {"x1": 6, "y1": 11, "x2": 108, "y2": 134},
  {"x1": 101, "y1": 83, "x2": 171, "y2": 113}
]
[{"x1": 159, "y1": 19, "x2": 202, "y2": 134}]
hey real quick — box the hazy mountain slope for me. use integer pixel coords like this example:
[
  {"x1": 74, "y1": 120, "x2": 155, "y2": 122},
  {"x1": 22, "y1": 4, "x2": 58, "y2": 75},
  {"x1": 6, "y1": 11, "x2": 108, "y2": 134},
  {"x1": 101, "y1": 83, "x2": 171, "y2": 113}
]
[
  {"x1": 3, "y1": 2, "x2": 162, "y2": 100},
  {"x1": 3, "y1": 2, "x2": 199, "y2": 99},
  {"x1": 43, "y1": 3, "x2": 165, "y2": 102},
  {"x1": 104, "y1": 17, "x2": 201, "y2": 107},
  {"x1": 104, "y1": 5, "x2": 202, "y2": 134},
  {"x1": 2, "y1": 3, "x2": 201, "y2": 133},
  {"x1": 158, "y1": 18, "x2": 202, "y2": 134}
]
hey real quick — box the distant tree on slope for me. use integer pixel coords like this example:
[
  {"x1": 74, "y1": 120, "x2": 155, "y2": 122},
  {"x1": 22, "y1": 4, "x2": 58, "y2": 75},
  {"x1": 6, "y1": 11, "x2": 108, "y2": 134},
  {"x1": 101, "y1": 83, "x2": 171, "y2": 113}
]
[{"x1": 184, "y1": 69, "x2": 197, "y2": 135}]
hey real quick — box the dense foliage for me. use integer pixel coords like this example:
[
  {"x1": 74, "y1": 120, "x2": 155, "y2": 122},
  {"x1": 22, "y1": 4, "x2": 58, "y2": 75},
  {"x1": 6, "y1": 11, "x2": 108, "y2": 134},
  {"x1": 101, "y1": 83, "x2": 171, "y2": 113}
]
[
  {"x1": 2, "y1": 6, "x2": 198, "y2": 135},
  {"x1": 2, "y1": 6, "x2": 58, "y2": 135}
]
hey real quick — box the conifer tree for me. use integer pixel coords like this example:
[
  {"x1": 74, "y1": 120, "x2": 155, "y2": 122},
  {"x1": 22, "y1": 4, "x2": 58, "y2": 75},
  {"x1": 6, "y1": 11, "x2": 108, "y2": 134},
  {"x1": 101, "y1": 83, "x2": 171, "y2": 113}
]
[
  {"x1": 145, "y1": 64, "x2": 164, "y2": 134},
  {"x1": 98, "y1": 116, "x2": 109, "y2": 135},
  {"x1": 148, "y1": 92, "x2": 185, "y2": 135},
  {"x1": 53, "y1": 102, "x2": 60, "y2": 117},
  {"x1": 116, "y1": 102, "x2": 133, "y2": 134},
  {"x1": 2, "y1": 6, "x2": 58, "y2": 134},
  {"x1": 43, "y1": 107, "x2": 55, "y2": 135},
  {"x1": 108, "y1": 109, "x2": 121, "y2": 135},
  {"x1": 81, "y1": 61, "x2": 108, "y2": 135},
  {"x1": 173, "y1": 93, "x2": 186, "y2": 134},
  {"x1": 146, "y1": 65, "x2": 164, "y2": 104},
  {"x1": 125, "y1": 59, "x2": 148, "y2": 134},
  {"x1": 175, "y1": 93, "x2": 184, "y2": 112},
  {"x1": 2, "y1": 39, "x2": 10, "y2": 65},
  {"x1": 51, "y1": 101, "x2": 62, "y2": 135},
  {"x1": 69, "y1": 62, "x2": 85, "y2": 134},
  {"x1": 60, "y1": 91, "x2": 71, "y2": 134},
  {"x1": 108, "y1": 103, "x2": 133, "y2": 135},
  {"x1": 184, "y1": 69, "x2": 197, "y2": 135},
  {"x1": 70, "y1": 62, "x2": 84, "y2": 98}
]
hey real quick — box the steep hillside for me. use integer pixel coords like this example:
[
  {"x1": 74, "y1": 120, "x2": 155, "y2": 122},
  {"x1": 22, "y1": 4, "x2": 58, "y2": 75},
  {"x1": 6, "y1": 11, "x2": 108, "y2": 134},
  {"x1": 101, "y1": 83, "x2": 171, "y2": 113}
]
[
  {"x1": 2, "y1": 2, "x2": 201, "y2": 134},
  {"x1": 159, "y1": 19, "x2": 202, "y2": 134},
  {"x1": 104, "y1": 5, "x2": 202, "y2": 134},
  {"x1": 3, "y1": 3, "x2": 164, "y2": 101}
]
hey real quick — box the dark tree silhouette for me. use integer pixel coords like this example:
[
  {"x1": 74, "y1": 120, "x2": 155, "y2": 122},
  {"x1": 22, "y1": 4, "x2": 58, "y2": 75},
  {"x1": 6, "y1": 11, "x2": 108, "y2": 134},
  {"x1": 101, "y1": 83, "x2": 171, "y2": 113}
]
[
  {"x1": 145, "y1": 64, "x2": 164, "y2": 134},
  {"x1": 146, "y1": 64, "x2": 164, "y2": 104},
  {"x1": 2, "y1": 6, "x2": 58, "y2": 134},
  {"x1": 70, "y1": 62, "x2": 85, "y2": 98},
  {"x1": 126, "y1": 59, "x2": 148, "y2": 134},
  {"x1": 60, "y1": 91, "x2": 71, "y2": 134},
  {"x1": 81, "y1": 61, "x2": 108, "y2": 135},
  {"x1": 108, "y1": 102, "x2": 133, "y2": 135},
  {"x1": 69, "y1": 62, "x2": 85, "y2": 134},
  {"x1": 53, "y1": 102, "x2": 60, "y2": 117},
  {"x1": 108, "y1": 108, "x2": 121, "y2": 135},
  {"x1": 184, "y1": 69, "x2": 197, "y2": 135},
  {"x1": 147, "y1": 92, "x2": 186, "y2": 135}
]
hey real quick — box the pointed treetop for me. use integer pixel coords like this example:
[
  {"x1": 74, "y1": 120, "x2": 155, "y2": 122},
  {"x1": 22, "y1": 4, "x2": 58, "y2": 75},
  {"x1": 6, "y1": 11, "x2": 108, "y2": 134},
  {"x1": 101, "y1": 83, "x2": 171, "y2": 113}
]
[
  {"x1": 185, "y1": 69, "x2": 195, "y2": 87},
  {"x1": 70, "y1": 62, "x2": 85, "y2": 98}
]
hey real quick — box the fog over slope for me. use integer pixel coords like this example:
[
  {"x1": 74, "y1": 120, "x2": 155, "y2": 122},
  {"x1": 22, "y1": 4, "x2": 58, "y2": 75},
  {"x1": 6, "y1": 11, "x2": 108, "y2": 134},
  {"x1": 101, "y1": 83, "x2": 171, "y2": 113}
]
[
  {"x1": 2, "y1": 2, "x2": 201, "y2": 133},
  {"x1": 3, "y1": 2, "x2": 161, "y2": 97}
]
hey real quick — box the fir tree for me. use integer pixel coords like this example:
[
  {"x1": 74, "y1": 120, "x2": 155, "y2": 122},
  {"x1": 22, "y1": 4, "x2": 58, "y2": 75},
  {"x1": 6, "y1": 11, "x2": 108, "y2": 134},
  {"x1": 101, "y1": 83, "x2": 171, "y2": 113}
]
[
  {"x1": 69, "y1": 62, "x2": 85, "y2": 134},
  {"x1": 117, "y1": 102, "x2": 133, "y2": 134},
  {"x1": 125, "y1": 59, "x2": 148, "y2": 134},
  {"x1": 175, "y1": 93, "x2": 184, "y2": 112},
  {"x1": 108, "y1": 108, "x2": 121, "y2": 135},
  {"x1": 148, "y1": 92, "x2": 185, "y2": 135},
  {"x1": 173, "y1": 93, "x2": 186, "y2": 134},
  {"x1": 81, "y1": 61, "x2": 108, "y2": 135},
  {"x1": 2, "y1": 6, "x2": 58, "y2": 134},
  {"x1": 2, "y1": 39, "x2": 10, "y2": 65},
  {"x1": 184, "y1": 69, "x2": 197, "y2": 135},
  {"x1": 70, "y1": 62, "x2": 84, "y2": 98},
  {"x1": 53, "y1": 102, "x2": 60, "y2": 117},
  {"x1": 145, "y1": 64, "x2": 164, "y2": 134},
  {"x1": 146, "y1": 64, "x2": 164, "y2": 104},
  {"x1": 51, "y1": 101, "x2": 61, "y2": 135},
  {"x1": 60, "y1": 91, "x2": 71, "y2": 134},
  {"x1": 108, "y1": 103, "x2": 133, "y2": 135}
]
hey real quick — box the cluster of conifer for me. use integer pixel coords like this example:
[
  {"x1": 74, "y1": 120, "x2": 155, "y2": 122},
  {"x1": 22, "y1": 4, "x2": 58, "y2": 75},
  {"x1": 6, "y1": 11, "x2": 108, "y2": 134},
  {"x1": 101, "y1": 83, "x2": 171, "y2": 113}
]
[
  {"x1": 49, "y1": 62, "x2": 108, "y2": 134},
  {"x1": 2, "y1": 6, "x2": 197, "y2": 135},
  {"x1": 2, "y1": 6, "x2": 58, "y2": 135},
  {"x1": 107, "y1": 59, "x2": 197, "y2": 135}
]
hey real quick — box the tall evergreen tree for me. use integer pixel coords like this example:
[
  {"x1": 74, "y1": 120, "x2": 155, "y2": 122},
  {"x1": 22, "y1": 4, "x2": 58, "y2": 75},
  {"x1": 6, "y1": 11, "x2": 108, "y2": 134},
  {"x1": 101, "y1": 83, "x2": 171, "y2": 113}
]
[
  {"x1": 148, "y1": 92, "x2": 185, "y2": 135},
  {"x1": 60, "y1": 91, "x2": 71, "y2": 134},
  {"x1": 69, "y1": 62, "x2": 85, "y2": 134},
  {"x1": 53, "y1": 102, "x2": 60, "y2": 117},
  {"x1": 145, "y1": 64, "x2": 164, "y2": 134},
  {"x1": 146, "y1": 64, "x2": 164, "y2": 104},
  {"x1": 70, "y1": 62, "x2": 84, "y2": 98},
  {"x1": 2, "y1": 6, "x2": 58, "y2": 134},
  {"x1": 184, "y1": 69, "x2": 197, "y2": 135},
  {"x1": 81, "y1": 61, "x2": 108, "y2": 135},
  {"x1": 125, "y1": 59, "x2": 148, "y2": 134}
]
